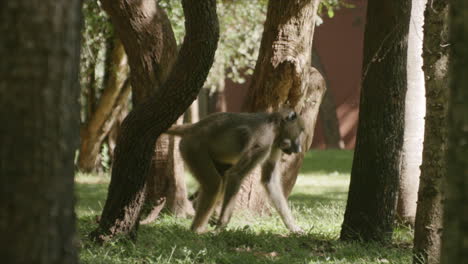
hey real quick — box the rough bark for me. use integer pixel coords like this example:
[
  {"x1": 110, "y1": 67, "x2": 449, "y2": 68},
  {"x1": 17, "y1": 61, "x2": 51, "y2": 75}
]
[
  {"x1": 141, "y1": 117, "x2": 194, "y2": 224},
  {"x1": 0, "y1": 0, "x2": 82, "y2": 263},
  {"x1": 90, "y1": 0, "x2": 219, "y2": 242},
  {"x1": 397, "y1": 0, "x2": 427, "y2": 226},
  {"x1": 78, "y1": 37, "x2": 130, "y2": 172},
  {"x1": 106, "y1": 1, "x2": 178, "y2": 106},
  {"x1": 239, "y1": 0, "x2": 325, "y2": 212},
  {"x1": 340, "y1": 1, "x2": 411, "y2": 243},
  {"x1": 99, "y1": 0, "x2": 193, "y2": 223},
  {"x1": 413, "y1": 1, "x2": 449, "y2": 263},
  {"x1": 440, "y1": 1, "x2": 468, "y2": 263}
]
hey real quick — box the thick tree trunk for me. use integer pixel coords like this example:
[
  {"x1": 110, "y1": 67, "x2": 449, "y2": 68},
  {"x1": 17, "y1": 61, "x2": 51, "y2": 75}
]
[
  {"x1": 240, "y1": 0, "x2": 325, "y2": 212},
  {"x1": 440, "y1": 1, "x2": 468, "y2": 263},
  {"x1": 78, "y1": 37, "x2": 130, "y2": 172},
  {"x1": 413, "y1": 1, "x2": 449, "y2": 263},
  {"x1": 90, "y1": 0, "x2": 219, "y2": 242},
  {"x1": 100, "y1": 0, "x2": 193, "y2": 224},
  {"x1": 397, "y1": 0, "x2": 427, "y2": 226},
  {"x1": 340, "y1": 1, "x2": 411, "y2": 243},
  {"x1": 0, "y1": 0, "x2": 81, "y2": 263},
  {"x1": 141, "y1": 117, "x2": 194, "y2": 224}
]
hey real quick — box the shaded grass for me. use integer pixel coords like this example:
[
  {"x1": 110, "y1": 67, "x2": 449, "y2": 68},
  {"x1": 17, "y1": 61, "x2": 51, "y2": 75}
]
[
  {"x1": 301, "y1": 150, "x2": 353, "y2": 175},
  {"x1": 76, "y1": 150, "x2": 412, "y2": 264}
]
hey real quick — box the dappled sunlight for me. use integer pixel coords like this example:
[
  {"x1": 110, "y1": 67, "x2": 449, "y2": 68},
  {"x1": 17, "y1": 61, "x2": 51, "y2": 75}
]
[{"x1": 76, "y1": 150, "x2": 412, "y2": 263}]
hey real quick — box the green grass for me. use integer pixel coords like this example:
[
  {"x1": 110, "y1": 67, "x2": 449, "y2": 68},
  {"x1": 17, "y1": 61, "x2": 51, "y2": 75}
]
[{"x1": 76, "y1": 150, "x2": 413, "y2": 264}]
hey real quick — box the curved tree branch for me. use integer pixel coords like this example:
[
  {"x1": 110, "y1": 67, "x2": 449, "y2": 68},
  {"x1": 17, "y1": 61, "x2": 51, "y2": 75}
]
[{"x1": 91, "y1": 0, "x2": 219, "y2": 242}]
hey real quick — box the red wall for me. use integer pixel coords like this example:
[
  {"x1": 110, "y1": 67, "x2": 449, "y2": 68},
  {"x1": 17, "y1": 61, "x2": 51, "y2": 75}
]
[
  {"x1": 311, "y1": 0, "x2": 367, "y2": 149},
  {"x1": 224, "y1": 0, "x2": 367, "y2": 149}
]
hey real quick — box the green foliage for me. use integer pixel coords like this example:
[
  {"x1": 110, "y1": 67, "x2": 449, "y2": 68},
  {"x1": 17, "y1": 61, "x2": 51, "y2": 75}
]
[
  {"x1": 76, "y1": 151, "x2": 412, "y2": 263},
  {"x1": 160, "y1": 0, "x2": 352, "y2": 92},
  {"x1": 160, "y1": 0, "x2": 266, "y2": 89},
  {"x1": 317, "y1": 0, "x2": 355, "y2": 24},
  {"x1": 80, "y1": 0, "x2": 113, "y2": 122}
]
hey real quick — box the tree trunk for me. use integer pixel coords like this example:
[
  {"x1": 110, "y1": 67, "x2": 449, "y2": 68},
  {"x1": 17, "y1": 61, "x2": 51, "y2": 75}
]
[
  {"x1": 85, "y1": 60, "x2": 98, "y2": 119},
  {"x1": 107, "y1": 105, "x2": 129, "y2": 163},
  {"x1": 440, "y1": 1, "x2": 468, "y2": 263},
  {"x1": 397, "y1": 0, "x2": 427, "y2": 226},
  {"x1": 239, "y1": 0, "x2": 325, "y2": 213},
  {"x1": 90, "y1": 0, "x2": 219, "y2": 242},
  {"x1": 185, "y1": 98, "x2": 200, "y2": 123},
  {"x1": 78, "y1": 37, "x2": 130, "y2": 172},
  {"x1": 141, "y1": 116, "x2": 194, "y2": 224},
  {"x1": 413, "y1": 1, "x2": 449, "y2": 263},
  {"x1": 99, "y1": 0, "x2": 194, "y2": 224},
  {"x1": 340, "y1": 1, "x2": 411, "y2": 243},
  {"x1": 0, "y1": 0, "x2": 81, "y2": 263}
]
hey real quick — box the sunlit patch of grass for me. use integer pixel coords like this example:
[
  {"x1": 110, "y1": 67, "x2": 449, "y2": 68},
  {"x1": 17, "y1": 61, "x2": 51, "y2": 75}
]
[{"x1": 76, "y1": 150, "x2": 413, "y2": 264}]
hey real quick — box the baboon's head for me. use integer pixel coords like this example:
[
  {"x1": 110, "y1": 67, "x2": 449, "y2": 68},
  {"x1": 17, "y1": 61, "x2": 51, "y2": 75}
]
[{"x1": 277, "y1": 109, "x2": 305, "y2": 155}]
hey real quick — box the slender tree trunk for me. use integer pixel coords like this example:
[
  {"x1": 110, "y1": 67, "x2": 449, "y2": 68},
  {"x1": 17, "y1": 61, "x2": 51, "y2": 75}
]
[
  {"x1": 78, "y1": 37, "x2": 130, "y2": 172},
  {"x1": 397, "y1": 0, "x2": 427, "y2": 226},
  {"x1": 85, "y1": 61, "x2": 98, "y2": 119},
  {"x1": 413, "y1": 1, "x2": 449, "y2": 263},
  {"x1": 440, "y1": 1, "x2": 468, "y2": 263},
  {"x1": 340, "y1": 1, "x2": 411, "y2": 243},
  {"x1": 210, "y1": 62, "x2": 228, "y2": 114},
  {"x1": 239, "y1": 0, "x2": 325, "y2": 212},
  {"x1": 90, "y1": 0, "x2": 219, "y2": 242},
  {"x1": 0, "y1": 0, "x2": 82, "y2": 263},
  {"x1": 185, "y1": 98, "x2": 200, "y2": 123},
  {"x1": 312, "y1": 50, "x2": 344, "y2": 149}
]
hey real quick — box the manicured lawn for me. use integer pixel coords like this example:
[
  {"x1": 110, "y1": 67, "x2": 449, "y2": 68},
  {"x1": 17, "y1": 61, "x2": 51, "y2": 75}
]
[{"x1": 76, "y1": 150, "x2": 413, "y2": 264}]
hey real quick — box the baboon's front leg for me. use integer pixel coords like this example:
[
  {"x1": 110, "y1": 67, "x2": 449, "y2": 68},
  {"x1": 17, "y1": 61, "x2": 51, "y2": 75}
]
[
  {"x1": 261, "y1": 153, "x2": 302, "y2": 233},
  {"x1": 216, "y1": 148, "x2": 270, "y2": 230}
]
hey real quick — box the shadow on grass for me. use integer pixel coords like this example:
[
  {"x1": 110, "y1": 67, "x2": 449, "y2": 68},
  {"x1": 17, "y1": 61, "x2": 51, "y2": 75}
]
[
  {"x1": 300, "y1": 150, "x2": 353, "y2": 175},
  {"x1": 78, "y1": 221, "x2": 410, "y2": 264}
]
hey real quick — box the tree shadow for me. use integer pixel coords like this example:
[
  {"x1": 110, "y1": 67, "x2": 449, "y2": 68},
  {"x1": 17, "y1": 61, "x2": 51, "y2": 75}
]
[{"x1": 127, "y1": 224, "x2": 411, "y2": 264}]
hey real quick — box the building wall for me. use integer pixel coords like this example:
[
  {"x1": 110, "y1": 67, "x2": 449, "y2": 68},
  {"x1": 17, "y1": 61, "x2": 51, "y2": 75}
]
[{"x1": 311, "y1": 0, "x2": 367, "y2": 149}]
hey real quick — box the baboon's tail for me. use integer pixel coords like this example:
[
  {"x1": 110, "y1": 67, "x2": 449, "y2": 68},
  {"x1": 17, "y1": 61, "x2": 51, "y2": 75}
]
[{"x1": 164, "y1": 124, "x2": 194, "y2": 136}]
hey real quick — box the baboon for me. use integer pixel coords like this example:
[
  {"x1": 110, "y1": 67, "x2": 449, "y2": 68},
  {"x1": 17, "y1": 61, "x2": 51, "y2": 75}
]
[{"x1": 165, "y1": 108, "x2": 305, "y2": 233}]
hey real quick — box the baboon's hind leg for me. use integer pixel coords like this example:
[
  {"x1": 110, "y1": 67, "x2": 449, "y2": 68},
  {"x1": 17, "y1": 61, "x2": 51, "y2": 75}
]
[{"x1": 181, "y1": 143, "x2": 223, "y2": 234}]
